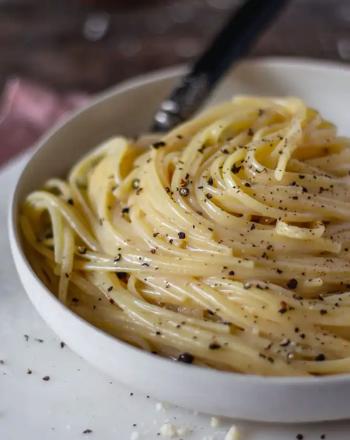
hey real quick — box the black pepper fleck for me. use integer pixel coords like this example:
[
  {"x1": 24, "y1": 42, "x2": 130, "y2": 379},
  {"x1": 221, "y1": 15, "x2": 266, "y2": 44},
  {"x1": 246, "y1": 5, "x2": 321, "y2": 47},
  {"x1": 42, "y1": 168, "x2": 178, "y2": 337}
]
[
  {"x1": 209, "y1": 342, "x2": 221, "y2": 350},
  {"x1": 179, "y1": 187, "x2": 189, "y2": 197},
  {"x1": 287, "y1": 278, "x2": 298, "y2": 289},
  {"x1": 278, "y1": 301, "x2": 288, "y2": 314},
  {"x1": 177, "y1": 352, "x2": 194, "y2": 364},
  {"x1": 152, "y1": 141, "x2": 166, "y2": 149},
  {"x1": 231, "y1": 164, "x2": 242, "y2": 174}
]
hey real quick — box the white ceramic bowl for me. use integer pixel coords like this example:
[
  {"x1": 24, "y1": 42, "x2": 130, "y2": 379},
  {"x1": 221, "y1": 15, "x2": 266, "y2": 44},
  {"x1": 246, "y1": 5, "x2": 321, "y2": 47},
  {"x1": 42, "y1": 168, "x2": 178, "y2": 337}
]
[{"x1": 9, "y1": 58, "x2": 350, "y2": 423}]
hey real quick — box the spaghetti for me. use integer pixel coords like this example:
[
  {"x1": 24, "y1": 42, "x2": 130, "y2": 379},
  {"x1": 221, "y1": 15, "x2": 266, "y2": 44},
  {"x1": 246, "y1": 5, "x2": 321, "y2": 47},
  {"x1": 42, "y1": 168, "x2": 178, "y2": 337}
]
[{"x1": 21, "y1": 96, "x2": 350, "y2": 376}]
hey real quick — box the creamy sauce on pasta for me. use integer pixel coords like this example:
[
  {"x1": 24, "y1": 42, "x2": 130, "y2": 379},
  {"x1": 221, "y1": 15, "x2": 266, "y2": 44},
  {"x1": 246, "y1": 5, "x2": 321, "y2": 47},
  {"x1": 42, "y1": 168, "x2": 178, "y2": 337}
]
[{"x1": 21, "y1": 96, "x2": 350, "y2": 376}]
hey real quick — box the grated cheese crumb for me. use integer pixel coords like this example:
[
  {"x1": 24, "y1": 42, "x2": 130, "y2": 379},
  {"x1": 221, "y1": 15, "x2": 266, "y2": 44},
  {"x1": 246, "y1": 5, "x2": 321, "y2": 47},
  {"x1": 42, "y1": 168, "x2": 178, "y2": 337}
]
[
  {"x1": 160, "y1": 423, "x2": 177, "y2": 437},
  {"x1": 210, "y1": 416, "x2": 220, "y2": 428},
  {"x1": 156, "y1": 402, "x2": 164, "y2": 412},
  {"x1": 177, "y1": 426, "x2": 189, "y2": 436},
  {"x1": 225, "y1": 425, "x2": 240, "y2": 440}
]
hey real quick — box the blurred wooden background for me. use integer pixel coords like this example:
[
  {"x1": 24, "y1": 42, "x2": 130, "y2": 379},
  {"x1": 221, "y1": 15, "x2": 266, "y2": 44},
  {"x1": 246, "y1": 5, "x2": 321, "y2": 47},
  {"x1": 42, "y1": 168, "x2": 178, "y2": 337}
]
[{"x1": 0, "y1": 0, "x2": 350, "y2": 93}]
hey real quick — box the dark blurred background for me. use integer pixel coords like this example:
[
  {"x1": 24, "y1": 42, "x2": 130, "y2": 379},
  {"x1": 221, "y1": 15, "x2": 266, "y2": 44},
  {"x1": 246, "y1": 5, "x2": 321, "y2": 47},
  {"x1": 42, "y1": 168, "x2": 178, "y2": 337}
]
[
  {"x1": 0, "y1": 0, "x2": 349, "y2": 165},
  {"x1": 1, "y1": 0, "x2": 350, "y2": 93}
]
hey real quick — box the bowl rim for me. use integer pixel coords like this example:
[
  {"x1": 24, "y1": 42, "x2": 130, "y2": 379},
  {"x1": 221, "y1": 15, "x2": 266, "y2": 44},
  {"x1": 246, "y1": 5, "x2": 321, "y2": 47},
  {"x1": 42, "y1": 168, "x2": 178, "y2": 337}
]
[{"x1": 9, "y1": 56, "x2": 350, "y2": 388}]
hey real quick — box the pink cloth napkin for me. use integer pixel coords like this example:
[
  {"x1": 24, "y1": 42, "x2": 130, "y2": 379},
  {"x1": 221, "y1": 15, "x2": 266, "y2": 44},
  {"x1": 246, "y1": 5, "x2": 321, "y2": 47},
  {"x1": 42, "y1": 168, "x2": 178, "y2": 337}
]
[{"x1": 0, "y1": 78, "x2": 89, "y2": 165}]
